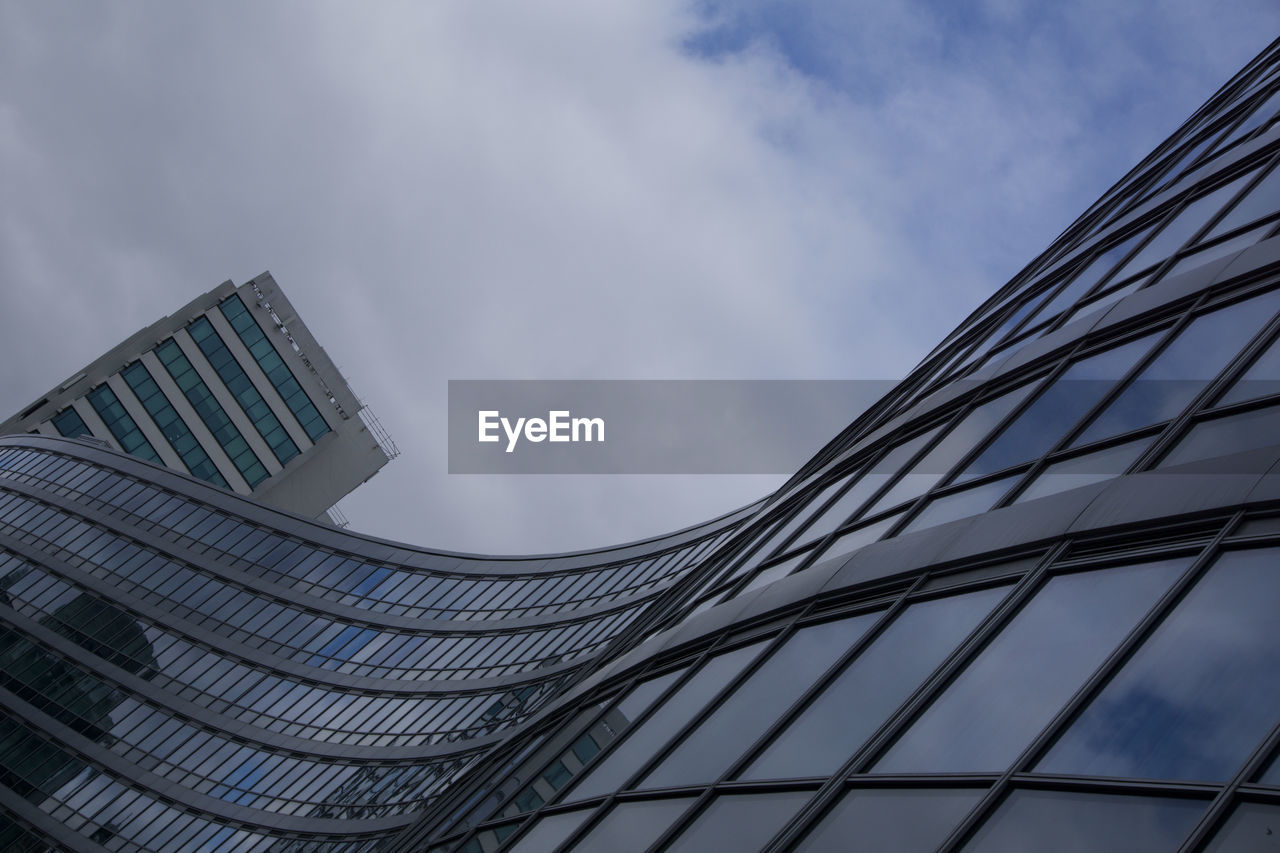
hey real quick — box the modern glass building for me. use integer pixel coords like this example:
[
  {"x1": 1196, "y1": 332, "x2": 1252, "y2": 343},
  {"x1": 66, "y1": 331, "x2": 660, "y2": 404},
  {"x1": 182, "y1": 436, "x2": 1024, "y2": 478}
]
[
  {"x1": 1, "y1": 272, "x2": 398, "y2": 525},
  {"x1": 2, "y1": 37, "x2": 1280, "y2": 853}
]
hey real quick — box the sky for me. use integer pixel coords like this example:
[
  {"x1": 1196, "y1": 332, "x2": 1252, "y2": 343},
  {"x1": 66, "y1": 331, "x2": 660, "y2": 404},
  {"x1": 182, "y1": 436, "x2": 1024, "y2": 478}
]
[{"x1": 2, "y1": 2, "x2": 1278, "y2": 554}]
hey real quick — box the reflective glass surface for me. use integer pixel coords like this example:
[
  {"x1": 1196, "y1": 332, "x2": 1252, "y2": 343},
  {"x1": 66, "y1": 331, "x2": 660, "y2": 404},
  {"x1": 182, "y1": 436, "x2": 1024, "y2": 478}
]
[
  {"x1": 1014, "y1": 437, "x2": 1152, "y2": 503},
  {"x1": 505, "y1": 808, "x2": 592, "y2": 853},
  {"x1": 571, "y1": 797, "x2": 693, "y2": 853},
  {"x1": 875, "y1": 559, "x2": 1186, "y2": 773},
  {"x1": 664, "y1": 791, "x2": 811, "y2": 853},
  {"x1": 899, "y1": 475, "x2": 1018, "y2": 534},
  {"x1": 1203, "y1": 801, "x2": 1280, "y2": 852},
  {"x1": 567, "y1": 642, "x2": 765, "y2": 801},
  {"x1": 795, "y1": 788, "x2": 983, "y2": 853},
  {"x1": 960, "y1": 789, "x2": 1205, "y2": 852},
  {"x1": 1040, "y1": 548, "x2": 1280, "y2": 781},
  {"x1": 1219, "y1": 330, "x2": 1280, "y2": 406},
  {"x1": 960, "y1": 335, "x2": 1157, "y2": 481},
  {"x1": 745, "y1": 585, "x2": 1009, "y2": 780},
  {"x1": 1206, "y1": 164, "x2": 1280, "y2": 239},
  {"x1": 1073, "y1": 290, "x2": 1280, "y2": 446},
  {"x1": 642, "y1": 617, "x2": 872, "y2": 788},
  {"x1": 1160, "y1": 403, "x2": 1280, "y2": 467}
]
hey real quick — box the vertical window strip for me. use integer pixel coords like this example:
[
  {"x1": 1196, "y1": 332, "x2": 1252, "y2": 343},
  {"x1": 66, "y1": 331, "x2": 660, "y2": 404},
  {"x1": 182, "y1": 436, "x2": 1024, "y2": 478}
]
[
  {"x1": 49, "y1": 407, "x2": 90, "y2": 440},
  {"x1": 84, "y1": 384, "x2": 163, "y2": 465},
  {"x1": 119, "y1": 362, "x2": 230, "y2": 490},
  {"x1": 153, "y1": 339, "x2": 270, "y2": 488},
  {"x1": 218, "y1": 295, "x2": 331, "y2": 441},
  {"x1": 186, "y1": 317, "x2": 301, "y2": 466}
]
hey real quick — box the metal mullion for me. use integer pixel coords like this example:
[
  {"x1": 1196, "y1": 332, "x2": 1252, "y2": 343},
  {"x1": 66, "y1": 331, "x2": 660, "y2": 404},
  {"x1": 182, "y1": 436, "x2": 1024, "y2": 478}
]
[
  {"x1": 761, "y1": 542, "x2": 1064, "y2": 853},
  {"x1": 643, "y1": 578, "x2": 927, "y2": 853},
  {"x1": 934, "y1": 512, "x2": 1240, "y2": 853}
]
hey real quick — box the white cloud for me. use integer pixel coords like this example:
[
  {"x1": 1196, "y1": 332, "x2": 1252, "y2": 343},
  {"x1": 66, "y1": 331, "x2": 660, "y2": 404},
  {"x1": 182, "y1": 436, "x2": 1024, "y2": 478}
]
[{"x1": 2, "y1": 1, "x2": 1276, "y2": 552}]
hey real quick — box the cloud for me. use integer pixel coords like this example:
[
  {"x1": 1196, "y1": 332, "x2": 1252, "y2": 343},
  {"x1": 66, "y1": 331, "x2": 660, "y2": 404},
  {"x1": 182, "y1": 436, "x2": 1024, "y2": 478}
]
[{"x1": 2, "y1": 1, "x2": 1277, "y2": 552}]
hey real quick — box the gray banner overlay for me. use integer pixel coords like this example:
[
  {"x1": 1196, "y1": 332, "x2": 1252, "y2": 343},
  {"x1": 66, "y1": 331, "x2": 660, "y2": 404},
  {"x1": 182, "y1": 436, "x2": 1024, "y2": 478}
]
[{"x1": 448, "y1": 380, "x2": 895, "y2": 474}]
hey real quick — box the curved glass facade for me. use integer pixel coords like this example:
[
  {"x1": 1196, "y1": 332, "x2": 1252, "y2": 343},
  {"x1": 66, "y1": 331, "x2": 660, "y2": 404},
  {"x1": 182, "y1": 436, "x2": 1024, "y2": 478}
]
[{"x1": 3, "y1": 38, "x2": 1280, "y2": 853}]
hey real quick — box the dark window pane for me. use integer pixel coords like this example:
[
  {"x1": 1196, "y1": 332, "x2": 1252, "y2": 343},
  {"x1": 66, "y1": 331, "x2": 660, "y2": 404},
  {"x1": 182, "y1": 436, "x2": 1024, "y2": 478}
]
[
  {"x1": 1074, "y1": 290, "x2": 1280, "y2": 446},
  {"x1": 867, "y1": 385, "x2": 1035, "y2": 516},
  {"x1": 875, "y1": 558, "x2": 1186, "y2": 773},
  {"x1": 960, "y1": 789, "x2": 1204, "y2": 853},
  {"x1": 900, "y1": 474, "x2": 1018, "y2": 534},
  {"x1": 1160, "y1": 403, "x2": 1280, "y2": 468},
  {"x1": 960, "y1": 334, "x2": 1157, "y2": 481},
  {"x1": 1013, "y1": 437, "x2": 1152, "y2": 504},
  {"x1": 566, "y1": 642, "x2": 765, "y2": 801},
  {"x1": 1203, "y1": 801, "x2": 1280, "y2": 852},
  {"x1": 642, "y1": 616, "x2": 874, "y2": 788},
  {"x1": 1039, "y1": 548, "x2": 1280, "y2": 781},
  {"x1": 665, "y1": 792, "x2": 811, "y2": 853},
  {"x1": 1219, "y1": 332, "x2": 1280, "y2": 406},
  {"x1": 1206, "y1": 164, "x2": 1280, "y2": 240},
  {"x1": 573, "y1": 798, "x2": 693, "y2": 853},
  {"x1": 1111, "y1": 176, "x2": 1250, "y2": 279},
  {"x1": 506, "y1": 808, "x2": 592, "y2": 853},
  {"x1": 795, "y1": 788, "x2": 983, "y2": 853},
  {"x1": 745, "y1": 585, "x2": 1009, "y2": 780}
]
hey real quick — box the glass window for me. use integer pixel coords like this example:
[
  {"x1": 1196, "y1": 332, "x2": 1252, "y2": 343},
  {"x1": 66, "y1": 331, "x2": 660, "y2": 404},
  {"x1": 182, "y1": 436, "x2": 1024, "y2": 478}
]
[
  {"x1": 899, "y1": 474, "x2": 1018, "y2": 534},
  {"x1": 641, "y1": 616, "x2": 875, "y2": 788},
  {"x1": 866, "y1": 385, "x2": 1036, "y2": 516},
  {"x1": 1013, "y1": 437, "x2": 1152, "y2": 504},
  {"x1": 959, "y1": 334, "x2": 1158, "y2": 481},
  {"x1": 1073, "y1": 290, "x2": 1280, "y2": 446},
  {"x1": 1039, "y1": 548, "x2": 1280, "y2": 782},
  {"x1": 1219, "y1": 330, "x2": 1280, "y2": 406},
  {"x1": 795, "y1": 788, "x2": 983, "y2": 853},
  {"x1": 1165, "y1": 223, "x2": 1271, "y2": 278},
  {"x1": 664, "y1": 791, "x2": 811, "y2": 853},
  {"x1": 745, "y1": 585, "x2": 1009, "y2": 780},
  {"x1": 1205, "y1": 164, "x2": 1280, "y2": 240},
  {"x1": 960, "y1": 789, "x2": 1205, "y2": 853},
  {"x1": 1160, "y1": 402, "x2": 1280, "y2": 468},
  {"x1": 566, "y1": 642, "x2": 766, "y2": 801},
  {"x1": 1111, "y1": 176, "x2": 1251, "y2": 280},
  {"x1": 1202, "y1": 801, "x2": 1280, "y2": 852},
  {"x1": 874, "y1": 558, "x2": 1187, "y2": 773},
  {"x1": 505, "y1": 808, "x2": 593, "y2": 853},
  {"x1": 809, "y1": 514, "x2": 900, "y2": 566},
  {"x1": 572, "y1": 797, "x2": 693, "y2": 853}
]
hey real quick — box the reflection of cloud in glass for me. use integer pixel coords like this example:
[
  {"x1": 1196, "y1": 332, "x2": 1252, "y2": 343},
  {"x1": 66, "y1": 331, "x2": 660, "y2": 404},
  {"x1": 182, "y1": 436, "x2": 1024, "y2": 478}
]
[{"x1": 1040, "y1": 548, "x2": 1280, "y2": 781}]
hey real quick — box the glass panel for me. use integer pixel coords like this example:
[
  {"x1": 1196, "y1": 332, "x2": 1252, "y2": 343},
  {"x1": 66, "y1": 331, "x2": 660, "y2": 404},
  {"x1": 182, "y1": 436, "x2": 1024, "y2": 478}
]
[
  {"x1": 505, "y1": 808, "x2": 593, "y2": 853},
  {"x1": 866, "y1": 385, "x2": 1035, "y2": 516},
  {"x1": 899, "y1": 475, "x2": 1018, "y2": 534},
  {"x1": 809, "y1": 514, "x2": 900, "y2": 566},
  {"x1": 1027, "y1": 226, "x2": 1151, "y2": 326},
  {"x1": 1074, "y1": 290, "x2": 1280, "y2": 446},
  {"x1": 1219, "y1": 331, "x2": 1280, "y2": 406},
  {"x1": 1165, "y1": 224, "x2": 1270, "y2": 278},
  {"x1": 1205, "y1": 164, "x2": 1280, "y2": 240},
  {"x1": 572, "y1": 797, "x2": 693, "y2": 853},
  {"x1": 1039, "y1": 548, "x2": 1280, "y2": 782},
  {"x1": 664, "y1": 791, "x2": 811, "y2": 853},
  {"x1": 566, "y1": 642, "x2": 766, "y2": 801},
  {"x1": 1111, "y1": 176, "x2": 1250, "y2": 279},
  {"x1": 642, "y1": 616, "x2": 874, "y2": 788},
  {"x1": 795, "y1": 788, "x2": 983, "y2": 853},
  {"x1": 1202, "y1": 801, "x2": 1280, "y2": 853},
  {"x1": 875, "y1": 558, "x2": 1186, "y2": 773},
  {"x1": 1013, "y1": 437, "x2": 1152, "y2": 504},
  {"x1": 1160, "y1": 403, "x2": 1280, "y2": 468},
  {"x1": 960, "y1": 789, "x2": 1204, "y2": 853},
  {"x1": 959, "y1": 334, "x2": 1158, "y2": 481},
  {"x1": 745, "y1": 584, "x2": 1009, "y2": 780}
]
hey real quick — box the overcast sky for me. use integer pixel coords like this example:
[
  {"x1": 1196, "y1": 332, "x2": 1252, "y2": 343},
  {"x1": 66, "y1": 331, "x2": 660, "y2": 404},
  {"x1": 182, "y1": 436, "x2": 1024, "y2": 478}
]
[{"x1": 3, "y1": 2, "x2": 1278, "y2": 554}]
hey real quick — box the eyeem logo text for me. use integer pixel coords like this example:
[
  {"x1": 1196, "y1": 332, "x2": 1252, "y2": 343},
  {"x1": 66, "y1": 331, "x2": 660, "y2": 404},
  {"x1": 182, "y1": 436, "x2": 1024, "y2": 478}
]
[{"x1": 478, "y1": 410, "x2": 605, "y2": 453}]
